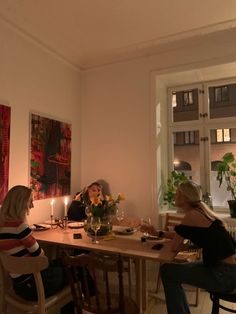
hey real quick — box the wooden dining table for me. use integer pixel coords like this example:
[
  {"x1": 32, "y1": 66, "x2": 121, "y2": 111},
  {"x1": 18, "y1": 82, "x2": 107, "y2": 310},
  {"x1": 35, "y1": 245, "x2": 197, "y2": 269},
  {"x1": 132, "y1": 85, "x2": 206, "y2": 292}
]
[{"x1": 34, "y1": 224, "x2": 177, "y2": 314}]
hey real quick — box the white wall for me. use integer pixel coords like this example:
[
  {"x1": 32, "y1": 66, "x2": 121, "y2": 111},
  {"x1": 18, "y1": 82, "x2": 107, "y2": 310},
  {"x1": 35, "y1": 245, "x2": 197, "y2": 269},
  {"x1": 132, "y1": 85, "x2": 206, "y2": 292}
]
[
  {"x1": 2, "y1": 17, "x2": 236, "y2": 227},
  {"x1": 81, "y1": 28, "x2": 236, "y2": 225},
  {"x1": 0, "y1": 20, "x2": 81, "y2": 224}
]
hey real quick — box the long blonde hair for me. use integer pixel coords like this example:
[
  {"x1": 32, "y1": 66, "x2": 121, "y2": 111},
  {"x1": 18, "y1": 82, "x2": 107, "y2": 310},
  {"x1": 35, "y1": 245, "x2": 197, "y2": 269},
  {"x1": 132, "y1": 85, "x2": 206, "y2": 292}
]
[
  {"x1": 0, "y1": 185, "x2": 32, "y2": 225},
  {"x1": 178, "y1": 180, "x2": 220, "y2": 222}
]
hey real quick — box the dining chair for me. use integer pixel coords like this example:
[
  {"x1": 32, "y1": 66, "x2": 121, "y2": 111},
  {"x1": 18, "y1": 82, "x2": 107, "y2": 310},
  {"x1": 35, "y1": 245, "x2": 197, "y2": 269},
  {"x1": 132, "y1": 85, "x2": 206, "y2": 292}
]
[
  {"x1": 155, "y1": 213, "x2": 201, "y2": 306},
  {"x1": 209, "y1": 291, "x2": 236, "y2": 313},
  {"x1": 63, "y1": 252, "x2": 139, "y2": 314},
  {"x1": 0, "y1": 253, "x2": 72, "y2": 314}
]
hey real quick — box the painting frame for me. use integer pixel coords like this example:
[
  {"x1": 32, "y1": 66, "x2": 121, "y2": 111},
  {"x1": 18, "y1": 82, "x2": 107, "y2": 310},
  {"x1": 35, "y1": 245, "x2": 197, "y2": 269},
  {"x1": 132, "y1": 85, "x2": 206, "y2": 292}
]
[
  {"x1": 30, "y1": 112, "x2": 71, "y2": 200},
  {"x1": 0, "y1": 104, "x2": 11, "y2": 204}
]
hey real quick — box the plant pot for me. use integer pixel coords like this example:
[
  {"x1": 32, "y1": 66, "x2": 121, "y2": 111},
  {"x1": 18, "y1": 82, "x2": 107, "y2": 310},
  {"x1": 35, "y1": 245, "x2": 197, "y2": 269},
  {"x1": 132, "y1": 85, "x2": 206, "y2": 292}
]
[{"x1": 228, "y1": 200, "x2": 236, "y2": 218}]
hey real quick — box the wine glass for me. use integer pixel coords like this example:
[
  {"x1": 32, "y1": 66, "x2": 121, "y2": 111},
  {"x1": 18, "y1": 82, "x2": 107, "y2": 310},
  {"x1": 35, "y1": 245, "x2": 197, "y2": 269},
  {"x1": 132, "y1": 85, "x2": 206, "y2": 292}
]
[
  {"x1": 116, "y1": 208, "x2": 124, "y2": 224},
  {"x1": 141, "y1": 217, "x2": 151, "y2": 237},
  {"x1": 90, "y1": 216, "x2": 101, "y2": 244},
  {"x1": 85, "y1": 206, "x2": 92, "y2": 218}
]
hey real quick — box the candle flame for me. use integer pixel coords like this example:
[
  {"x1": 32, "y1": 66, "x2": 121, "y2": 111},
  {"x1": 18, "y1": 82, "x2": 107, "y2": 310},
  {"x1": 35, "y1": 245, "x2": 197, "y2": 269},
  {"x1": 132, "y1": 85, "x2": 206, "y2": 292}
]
[
  {"x1": 64, "y1": 197, "x2": 68, "y2": 206},
  {"x1": 50, "y1": 199, "x2": 55, "y2": 206}
]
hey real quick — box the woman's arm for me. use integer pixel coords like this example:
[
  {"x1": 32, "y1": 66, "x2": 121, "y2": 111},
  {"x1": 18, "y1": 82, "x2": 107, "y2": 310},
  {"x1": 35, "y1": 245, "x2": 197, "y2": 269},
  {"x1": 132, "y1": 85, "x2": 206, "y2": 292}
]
[{"x1": 19, "y1": 223, "x2": 44, "y2": 256}]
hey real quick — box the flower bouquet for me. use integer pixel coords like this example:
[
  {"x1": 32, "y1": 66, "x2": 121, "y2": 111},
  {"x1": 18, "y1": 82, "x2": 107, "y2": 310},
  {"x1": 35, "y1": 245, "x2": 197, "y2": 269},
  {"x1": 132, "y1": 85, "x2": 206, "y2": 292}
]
[{"x1": 87, "y1": 193, "x2": 125, "y2": 236}]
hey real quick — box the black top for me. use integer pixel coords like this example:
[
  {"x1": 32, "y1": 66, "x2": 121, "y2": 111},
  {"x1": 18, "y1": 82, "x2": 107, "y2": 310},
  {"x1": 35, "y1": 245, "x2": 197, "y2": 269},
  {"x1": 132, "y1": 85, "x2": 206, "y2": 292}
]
[
  {"x1": 67, "y1": 200, "x2": 87, "y2": 221},
  {"x1": 175, "y1": 219, "x2": 236, "y2": 266}
]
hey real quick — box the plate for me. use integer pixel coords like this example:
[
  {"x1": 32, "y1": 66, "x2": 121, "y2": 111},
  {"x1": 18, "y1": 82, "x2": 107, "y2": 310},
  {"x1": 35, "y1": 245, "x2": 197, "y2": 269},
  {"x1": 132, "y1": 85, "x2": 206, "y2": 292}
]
[
  {"x1": 68, "y1": 222, "x2": 84, "y2": 229},
  {"x1": 31, "y1": 224, "x2": 50, "y2": 231},
  {"x1": 114, "y1": 227, "x2": 135, "y2": 235}
]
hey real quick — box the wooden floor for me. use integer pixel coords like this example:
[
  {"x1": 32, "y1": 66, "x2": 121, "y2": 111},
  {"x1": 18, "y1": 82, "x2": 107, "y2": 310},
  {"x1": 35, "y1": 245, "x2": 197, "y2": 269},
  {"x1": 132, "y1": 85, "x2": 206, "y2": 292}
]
[{"x1": 6, "y1": 260, "x2": 236, "y2": 313}]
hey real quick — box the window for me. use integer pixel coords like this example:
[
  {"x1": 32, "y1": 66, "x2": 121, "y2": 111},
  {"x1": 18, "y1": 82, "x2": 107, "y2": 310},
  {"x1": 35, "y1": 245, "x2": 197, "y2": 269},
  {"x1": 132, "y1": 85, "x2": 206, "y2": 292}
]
[
  {"x1": 216, "y1": 129, "x2": 231, "y2": 143},
  {"x1": 172, "y1": 93, "x2": 177, "y2": 107},
  {"x1": 167, "y1": 79, "x2": 236, "y2": 209},
  {"x1": 184, "y1": 131, "x2": 195, "y2": 144},
  {"x1": 183, "y1": 91, "x2": 193, "y2": 106},
  {"x1": 214, "y1": 86, "x2": 229, "y2": 102}
]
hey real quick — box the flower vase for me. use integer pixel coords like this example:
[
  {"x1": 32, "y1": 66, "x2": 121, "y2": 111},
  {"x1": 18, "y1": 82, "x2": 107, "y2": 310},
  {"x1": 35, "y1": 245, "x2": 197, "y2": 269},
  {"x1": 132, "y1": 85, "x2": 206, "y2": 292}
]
[{"x1": 86, "y1": 216, "x2": 112, "y2": 236}]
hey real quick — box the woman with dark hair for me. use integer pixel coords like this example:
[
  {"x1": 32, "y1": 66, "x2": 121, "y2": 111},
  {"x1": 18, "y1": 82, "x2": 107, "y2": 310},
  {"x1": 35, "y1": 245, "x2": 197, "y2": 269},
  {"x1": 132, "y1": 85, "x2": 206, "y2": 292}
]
[{"x1": 67, "y1": 181, "x2": 103, "y2": 221}]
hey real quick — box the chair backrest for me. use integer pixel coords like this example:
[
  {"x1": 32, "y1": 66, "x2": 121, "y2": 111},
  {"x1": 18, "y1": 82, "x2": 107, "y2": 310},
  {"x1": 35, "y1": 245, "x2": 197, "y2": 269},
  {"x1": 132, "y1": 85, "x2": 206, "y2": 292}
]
[
  {"x1": 0, "y1": 253, "x2": 49, "y2": 312},
  {"x1": 63, "y1": 252, "x2": 138, "y2": 314},
  {"x1": 0, "y1": 253, "x2": 72, "y2": 314},
  {"x1": 164, "y1": 213, "x2": 184, "y2": 231}
]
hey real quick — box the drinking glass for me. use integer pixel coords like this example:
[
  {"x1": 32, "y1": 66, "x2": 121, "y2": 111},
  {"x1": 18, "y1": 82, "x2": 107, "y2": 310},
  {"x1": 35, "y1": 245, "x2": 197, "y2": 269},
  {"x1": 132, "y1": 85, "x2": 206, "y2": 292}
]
[
  {"x1": 116, "y1": 208, "x2": 124, "y2": 224},
  {"x1": 90, "y1": 216, "x2": 101, "y2": 244},
  {"x1": 141, "y1": 218, "x2": 151, "y2": 237},
  {"x1": 85, "y1": 206, "x2": 92, "y2": 218}
]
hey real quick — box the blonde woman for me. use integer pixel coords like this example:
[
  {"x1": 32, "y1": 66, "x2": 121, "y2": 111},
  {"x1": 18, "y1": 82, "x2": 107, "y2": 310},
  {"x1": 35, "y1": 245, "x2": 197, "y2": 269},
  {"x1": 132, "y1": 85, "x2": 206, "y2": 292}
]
[
  {"x1": 0, "y1": 185, "x2": 67, "y2": 302},
  {"x1": 142, "y1": 180, "x2": 236, "y2": 314}
]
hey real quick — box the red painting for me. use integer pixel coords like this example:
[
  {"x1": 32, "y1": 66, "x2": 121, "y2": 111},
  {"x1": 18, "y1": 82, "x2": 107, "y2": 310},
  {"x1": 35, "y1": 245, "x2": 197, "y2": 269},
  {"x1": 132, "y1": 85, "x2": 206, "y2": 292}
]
[
  {"x1": 0, "y1": 104, "x2": 11, "y2": 204},
  {"x1": 30, "y1": 113, "x2": 71, "y2": 200}
]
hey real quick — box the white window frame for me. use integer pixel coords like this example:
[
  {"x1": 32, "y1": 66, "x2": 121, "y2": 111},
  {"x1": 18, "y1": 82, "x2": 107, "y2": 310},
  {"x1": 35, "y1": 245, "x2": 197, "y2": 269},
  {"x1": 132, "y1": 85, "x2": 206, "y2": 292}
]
[{"x1": 167, "y1": 78, "x2": 236, "y2": 210}]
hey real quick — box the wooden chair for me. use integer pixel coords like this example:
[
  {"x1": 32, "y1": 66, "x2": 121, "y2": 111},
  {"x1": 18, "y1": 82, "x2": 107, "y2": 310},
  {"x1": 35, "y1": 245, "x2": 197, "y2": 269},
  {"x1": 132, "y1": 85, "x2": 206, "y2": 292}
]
[
  {"x1": 0, "y1": 253, "x2": 72, "y2": 314},
  {"x1": 155, "y1": 213, "x2": 200, "y2": 306},
  {"x1": 63, "y1": 252, "x2": 139, "y2": 314},
  {"x1": 209, "y1": 291, "x2": 236, "y2": 313}
]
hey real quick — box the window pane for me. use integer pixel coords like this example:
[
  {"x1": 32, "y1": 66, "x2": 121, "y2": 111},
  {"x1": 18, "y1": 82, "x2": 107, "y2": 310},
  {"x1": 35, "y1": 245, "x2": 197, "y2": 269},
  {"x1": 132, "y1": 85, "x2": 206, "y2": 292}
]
[
  {"x1": 172, "y1": 89, "x2": 199, "y2": 122},
  {"x1": 209, "y1": 83, "x2": 236, "y2": 119},
  {"x1": 224, "y1": 129, "x2": 230, "y2": 142},
  {"x1": 172, "y1": 93, "x2": 177, "y2": 107},
  {"x1": 173, "y1": 130, "x2": 200, "y2": 184},
  {"x1": 210, "y1": 127, "x2": 236, "y2": 207},
  {"x1": 216, "y1": 129, "x2": 223, "y2": 142},
  {"x1": 222, "y1": 86, "x2": 229, "y2": 101}
]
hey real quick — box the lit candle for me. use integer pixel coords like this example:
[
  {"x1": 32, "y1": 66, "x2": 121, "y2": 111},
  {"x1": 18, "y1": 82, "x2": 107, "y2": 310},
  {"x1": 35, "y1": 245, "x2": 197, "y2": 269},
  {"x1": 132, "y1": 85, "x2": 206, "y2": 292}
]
[
  {"x1": 64, "y1": 197, "x2": 68, "y2": 217},
  {"x1": 50, "y1": 199, "x2": 55, "y2": 216}
]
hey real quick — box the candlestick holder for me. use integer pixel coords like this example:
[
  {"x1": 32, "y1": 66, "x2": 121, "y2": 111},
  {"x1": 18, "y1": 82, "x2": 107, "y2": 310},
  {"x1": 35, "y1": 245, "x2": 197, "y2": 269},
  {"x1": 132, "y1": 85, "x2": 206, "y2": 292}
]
[
  {"x1": 50, "y1": 214, "x2": 54, "y2": 229},
  {"x1": 63, "y1": 215, "x2": 68, "y2": 231},
  {"x1": 49, "y1": 215, "x2": 59, "y2": 229}
]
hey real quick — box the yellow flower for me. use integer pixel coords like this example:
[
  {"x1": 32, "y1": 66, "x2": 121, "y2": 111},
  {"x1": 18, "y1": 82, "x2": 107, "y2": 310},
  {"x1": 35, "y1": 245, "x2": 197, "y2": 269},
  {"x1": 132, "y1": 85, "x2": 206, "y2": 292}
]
[
  {"x1": 91, "y1": 196, "x2": 102, "y2": 206},
  {"x1": 117, "y1": 193, "x2": 125, "y2": 201},
  {"x1": 105, "y1": 195, "x2": 113, "y2": 202}
]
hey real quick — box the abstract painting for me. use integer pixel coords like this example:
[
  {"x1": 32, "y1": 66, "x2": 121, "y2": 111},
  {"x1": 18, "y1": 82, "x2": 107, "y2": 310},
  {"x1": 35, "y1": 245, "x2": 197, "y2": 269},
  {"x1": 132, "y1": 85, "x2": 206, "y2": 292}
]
[
  {"x1": 30, "y1": 113, "x2": 71, "y2": 200},
  {"x1": 0, "y1": 104, "x2": 11, "y2": 204}
]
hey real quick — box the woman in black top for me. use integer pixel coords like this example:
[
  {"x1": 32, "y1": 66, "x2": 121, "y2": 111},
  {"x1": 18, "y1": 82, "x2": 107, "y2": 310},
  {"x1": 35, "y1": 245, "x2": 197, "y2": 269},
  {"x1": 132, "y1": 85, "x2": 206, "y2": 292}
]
[
  {"x1": 142, "y1": 180, "x2": 236, "y2": 314},
  {"x1": 67, "y1": 181, "x2": 103, "y2": 221}
]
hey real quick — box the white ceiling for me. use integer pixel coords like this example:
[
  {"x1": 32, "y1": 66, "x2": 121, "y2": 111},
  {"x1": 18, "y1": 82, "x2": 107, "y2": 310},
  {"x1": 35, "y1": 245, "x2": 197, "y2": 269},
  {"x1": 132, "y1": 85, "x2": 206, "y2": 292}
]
[{"x1": 1, "y1": 0, "x2": 236, "y2": 69}]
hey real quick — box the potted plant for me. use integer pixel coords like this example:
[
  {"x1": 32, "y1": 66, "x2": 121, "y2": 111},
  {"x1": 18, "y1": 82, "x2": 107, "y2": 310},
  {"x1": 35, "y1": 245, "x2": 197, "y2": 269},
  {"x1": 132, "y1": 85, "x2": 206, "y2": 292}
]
[
  {"x1": 164, "y1": 170, "x2": 188, "y2": 208},
  {"x1": 216, "y1": 152, "x2": 236, "y2": 217}
]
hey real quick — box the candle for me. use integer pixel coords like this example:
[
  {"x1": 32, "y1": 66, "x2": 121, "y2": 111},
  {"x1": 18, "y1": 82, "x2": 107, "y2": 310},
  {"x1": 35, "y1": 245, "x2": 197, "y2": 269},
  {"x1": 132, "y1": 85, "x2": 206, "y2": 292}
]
[
  {"x1": 50, "y1": 199, "x2": 55, "y2": 216},
  {"x1": 64, "y1": 197, "x2": 68, "y2": 217}
]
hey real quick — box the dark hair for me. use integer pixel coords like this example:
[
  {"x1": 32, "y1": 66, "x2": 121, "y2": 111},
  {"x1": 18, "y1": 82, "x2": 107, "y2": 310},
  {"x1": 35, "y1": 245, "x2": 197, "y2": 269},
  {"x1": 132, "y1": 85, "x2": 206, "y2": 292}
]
[{"x1": 87, "y1": 181, "x2": 102, "y2": 189}]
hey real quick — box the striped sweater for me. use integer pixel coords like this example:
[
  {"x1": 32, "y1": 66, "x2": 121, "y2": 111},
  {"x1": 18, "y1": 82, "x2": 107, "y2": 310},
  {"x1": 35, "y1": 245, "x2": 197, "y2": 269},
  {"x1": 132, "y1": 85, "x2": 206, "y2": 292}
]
[{"x1": 0, "y1": 220, "x2": 42, "y2": 278}]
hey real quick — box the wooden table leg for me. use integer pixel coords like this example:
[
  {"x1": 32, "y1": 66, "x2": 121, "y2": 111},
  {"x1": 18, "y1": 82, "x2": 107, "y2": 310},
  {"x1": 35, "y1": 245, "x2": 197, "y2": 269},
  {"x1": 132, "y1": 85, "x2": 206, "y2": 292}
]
[
  {"x1": 134, "y1": 258, "x2": 142, "y2": 313},
  {"x1": 142, "y1": 259, "x2": 147, "y2": 312},
  {"x1": 134, "y1": 258, "x2": 148, "y2": 314}
]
